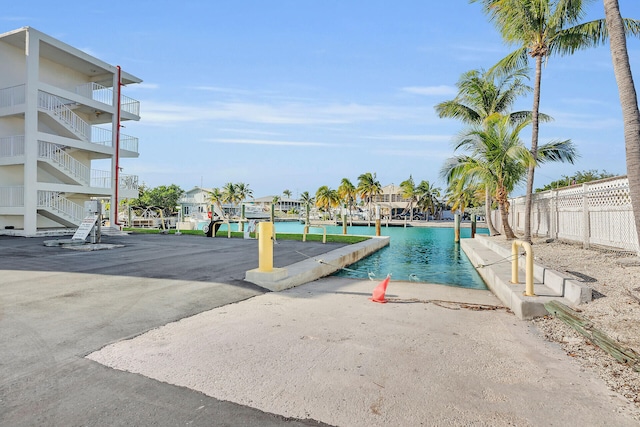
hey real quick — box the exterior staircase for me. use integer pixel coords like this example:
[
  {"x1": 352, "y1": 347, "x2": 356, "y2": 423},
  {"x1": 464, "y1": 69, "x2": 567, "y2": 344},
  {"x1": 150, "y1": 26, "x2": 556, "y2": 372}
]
[
  {"x1": 37, "y1": 141, "x2": 90, "y2": 186},
  {"x1": 37, "y1": 191, "x2": 84, "y2": 228}
]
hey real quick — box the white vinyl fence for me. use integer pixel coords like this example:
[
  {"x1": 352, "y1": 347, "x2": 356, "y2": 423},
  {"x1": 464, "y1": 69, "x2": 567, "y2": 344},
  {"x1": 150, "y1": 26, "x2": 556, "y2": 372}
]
[{"x1": 489, "y1": 176, "x2": 639, "y2": 253}]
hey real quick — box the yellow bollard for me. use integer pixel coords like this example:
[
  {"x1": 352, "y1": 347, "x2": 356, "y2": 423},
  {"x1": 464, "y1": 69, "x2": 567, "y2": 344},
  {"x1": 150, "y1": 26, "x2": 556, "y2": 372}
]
[
  {"x1": 511, "y1": 240, "x2": 535, "y2": 296},
  {"x1": 258, "y1": 222, "x2": 274, "y2": 272}
]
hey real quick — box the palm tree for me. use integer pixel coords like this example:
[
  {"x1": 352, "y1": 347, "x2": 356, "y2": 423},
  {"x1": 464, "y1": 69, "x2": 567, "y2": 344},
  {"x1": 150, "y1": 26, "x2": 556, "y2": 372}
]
[
  {"x1": 299, "y1": 191, "x2": 314, "y2": 225},
  {"x1": 446, "y1": 178, "x2": 481, "y2": 218},
  {"x1": 399, "y1": 175, "x2": 418, "y2": 219},
  {"x1": 443, "y1": 114, "x2": 577, "y2": 238},
  {"x1": 435, "y1": 67, "x2": 546, "y2": 126},
  {"x1": 235, "y1": 182, "x2": 253, "y2": 203},
  {"x1": 337, "y1": 178, "x2": 357, "y2": 225},
  {"x1": 357, "y1": 172, "x2": 382, "y2": 222},
  {"x1": 604, "y1": 0, "x2": 640, "y2": 254},
  {"x1": 436, "y1": 67, "x2": 546, "y2": 235},
  {"x1": 283, "y1": 189, "x2": 292, "y2": 199},
  {"x1": 221, "y1": 182, "x2": 237, "y2": 212},
  {"x1": 315, "y1": 186, "x2": 339, "y2": 220},
  {"x1": 472, "y1": 0, "x2": 640, "y2": 243},
  {"x1": 272, "y1": 195, "x2": 281, "y2": 216},
  {"x1": 416, "y1": 180, "x2": 441, "y2": 220},
  {"x1": 207, "y1": 187, "x2": 226, "y2": 219}
]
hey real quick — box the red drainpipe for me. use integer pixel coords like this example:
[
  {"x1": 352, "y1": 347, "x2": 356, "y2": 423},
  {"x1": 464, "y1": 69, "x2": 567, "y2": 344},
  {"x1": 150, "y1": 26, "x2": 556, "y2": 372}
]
[{"x1": 114, "y1": 65, "x2": 122, "y2": 225}]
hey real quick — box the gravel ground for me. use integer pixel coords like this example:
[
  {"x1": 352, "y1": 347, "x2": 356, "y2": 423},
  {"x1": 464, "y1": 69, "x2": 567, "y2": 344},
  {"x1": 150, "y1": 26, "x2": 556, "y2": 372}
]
[{"x1": 487, "y1": 235, "x2": 640, "y2": 415}]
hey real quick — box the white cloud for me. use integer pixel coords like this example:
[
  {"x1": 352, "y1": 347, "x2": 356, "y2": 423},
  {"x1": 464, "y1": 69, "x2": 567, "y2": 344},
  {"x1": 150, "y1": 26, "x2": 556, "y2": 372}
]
[
  {"x1": 365, "y1": 134, "x2": 452, "y2": 143},
  {"x1": 140, "y1": 100, "x2": 423, "y2": 126},
  {"x1": 402, "y1": 85, "x2": 457, "y2": 96},
  {"x1": 128, "y1": 82, "x2": 159, "y2": 90},
  {"x1": 205, "y1": 138, "x2": 337, "y2": 147}
]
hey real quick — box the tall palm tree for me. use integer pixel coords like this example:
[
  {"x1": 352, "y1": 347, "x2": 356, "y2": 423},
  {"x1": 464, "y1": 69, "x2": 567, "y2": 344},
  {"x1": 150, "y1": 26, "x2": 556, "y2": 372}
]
[
  {"x1": 435, "y1": 67, "x2": 544, "y2": 235},
  {"x1": 283, "y1": 189, "x2": 292, "y2": 199},
  {"x1": 604, "y1": 0, "x2": 640, "y2": 254},
  {"x1": 473, "y1": 0, "x2": 640, "y2": 243},
  {"x1": 207, "y1": 187, "x2": 226, "y2": 219},
  {"x1": 443, "y1": 114, "x2": 577, "y2": 238},
  {"x1": 399, "y1": 175, "x2": 418, "y2": 219},
  {"x1": 315, "y1": 186, "x2": 339, "y2": 220},
  {"x1": 337, "y1": 178, "x2": 357, "y2": 225},
  {"x1": 415, "y1": 180, "x2": 441, "y2": 220},
  {"x1": 299, "y1": 191, "x2": 314, "y2": 225},
  {"x1": 221, "y1": 182, "x2": 237, "y2": 208},
  {"x1": 357, "y1": 172, "x2": 382, "y2": 222}
]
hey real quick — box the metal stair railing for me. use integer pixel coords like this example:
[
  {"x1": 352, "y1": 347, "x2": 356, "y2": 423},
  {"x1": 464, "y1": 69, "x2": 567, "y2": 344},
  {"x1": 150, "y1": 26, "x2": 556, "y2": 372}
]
[
  {"x1": 38, "y1": 91, "x2": 91, "y2": 142},
  {"x1": 37, "y1": 190, "x2": 84, "y2": 224},
  {"x1": 37, "y1": 141, "x2": 90, "y2": 186}
]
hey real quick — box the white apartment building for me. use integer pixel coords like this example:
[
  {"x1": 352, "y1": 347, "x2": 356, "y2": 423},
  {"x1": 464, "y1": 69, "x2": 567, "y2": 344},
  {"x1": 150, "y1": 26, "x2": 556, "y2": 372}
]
[{"x1": 0, "y1": 27, "x2": 141, "y2": 236}]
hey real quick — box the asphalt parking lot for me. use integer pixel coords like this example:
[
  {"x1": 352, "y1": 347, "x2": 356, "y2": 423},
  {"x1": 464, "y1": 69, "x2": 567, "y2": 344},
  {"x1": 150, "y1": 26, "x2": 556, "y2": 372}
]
[{"x1": 0, "y1": 233, "x2": 344, "y2": 426}]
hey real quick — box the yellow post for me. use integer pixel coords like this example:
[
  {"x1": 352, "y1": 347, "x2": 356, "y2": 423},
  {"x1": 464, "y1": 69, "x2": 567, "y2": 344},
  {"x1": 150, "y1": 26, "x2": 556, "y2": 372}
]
[
  {"x1": 511, "y1": 240, "x2": 535, "y2": 296},
  {"x1": 258, "y1": 222, "x2": 274, "y2": 272},
  {"x1": 375, "y1": 205, "x2": 381, "y2": 237}
]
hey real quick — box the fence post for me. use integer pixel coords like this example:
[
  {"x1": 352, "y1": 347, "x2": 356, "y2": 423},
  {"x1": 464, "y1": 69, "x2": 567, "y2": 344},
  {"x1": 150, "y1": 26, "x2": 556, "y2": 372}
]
[{"x1": 582, "y1": 183, "x2": 590, "y2": 249}]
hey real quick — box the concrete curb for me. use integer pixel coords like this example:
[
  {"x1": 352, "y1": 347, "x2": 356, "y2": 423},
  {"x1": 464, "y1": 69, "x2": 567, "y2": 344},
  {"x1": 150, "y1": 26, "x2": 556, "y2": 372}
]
[
  {"x1": 245, "y1": 236, "x2": 390, "y2": 291},
  {"x1": 461, "y1": 236, "x2": 592, "y2": 320}
]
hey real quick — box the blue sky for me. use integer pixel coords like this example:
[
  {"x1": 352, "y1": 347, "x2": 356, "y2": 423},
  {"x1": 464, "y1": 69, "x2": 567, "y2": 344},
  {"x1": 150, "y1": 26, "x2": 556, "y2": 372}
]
[{"x1": 3, "y1": 1, "x2": 640, "y2": 198}]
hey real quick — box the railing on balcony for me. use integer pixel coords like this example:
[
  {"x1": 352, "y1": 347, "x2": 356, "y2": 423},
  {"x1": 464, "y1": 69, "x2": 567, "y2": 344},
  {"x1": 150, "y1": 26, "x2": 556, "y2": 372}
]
[
  {"x1": 120, "y1": 134, "x2": 139, "y2": 152},
  {"x1": 120, "y1": 94, "x2": 140, "y2": 116},
  {"x1": 0, "y1": 84, "x2": 26, "y2": 109},
  {"x1": 90, "y1": 169, "x2": 112, "y2": 188},
  {"x1": 38, "y1": 141, "x2": 90, "y2": 185},
  {"x1": 75, "y1": 82, "x2": 140, "y2": 116},
  {"x1": 37, "y1": 190, "x2": 84, "y2": 223},
  {"x1": 0, "y1": 135, "x2": 25, "y2": 157},
  {"x1": 90, "y1": 126, "x2": 112, "y2": 146},
  {"x1": 0, "y1": 186, "x2": 24, "y2": 207},
  {"x1": 120, "y1": 174, "x2": 139, "y2": 191},
  {"x1": 89, "y1": 170, "x2": 139, "y2": 192}
]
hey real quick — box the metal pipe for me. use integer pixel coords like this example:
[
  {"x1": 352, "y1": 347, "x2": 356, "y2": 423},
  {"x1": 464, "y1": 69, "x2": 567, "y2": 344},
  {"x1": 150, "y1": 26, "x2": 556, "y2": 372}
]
[
  {"x1": 511, "y1": 240, "x2": 535, "y2": 296},
  {"x1": 114, "y1": 65, "x2": 122, "y2": 226}
]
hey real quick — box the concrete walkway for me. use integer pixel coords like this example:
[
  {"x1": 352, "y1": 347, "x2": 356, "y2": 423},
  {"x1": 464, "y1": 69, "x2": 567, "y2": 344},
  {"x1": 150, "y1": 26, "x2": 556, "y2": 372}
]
[{"x1": 1, "y1": 234, "x2": 638, "y2": 426}]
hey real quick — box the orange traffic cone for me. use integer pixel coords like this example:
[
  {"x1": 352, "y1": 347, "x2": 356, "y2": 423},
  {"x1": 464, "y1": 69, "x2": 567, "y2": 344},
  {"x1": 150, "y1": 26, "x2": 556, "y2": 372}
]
[{"x1": 369, "y1": 275, "x2": 390, "y2": 303}]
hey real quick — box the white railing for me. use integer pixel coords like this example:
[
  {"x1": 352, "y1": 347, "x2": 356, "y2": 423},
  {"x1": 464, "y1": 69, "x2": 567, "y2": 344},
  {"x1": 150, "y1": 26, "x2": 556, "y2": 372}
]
[
  {"x1": 38, "y1": 91, "x2": 91, "y2": 141},
  {"x1": 490, "y1": 176, "x2": 639, "y2": 253},
  {"x1": 0, "y1": 135, "x2": 25, "y2": 157},
  {"x1": 37, "y1": 190, "x2": 84, "y2": 223},
  {"x1": 120, "y1": 134, "x2": 139, "y2": 152},
  {"x1": 121, "y1": 94, "x2": 140, "y2": 116},
  {"x1": 89, "y1": 171, "x2": 139, "y2": 191},
  {"x1": 120, "y1": 174, "x2": 139, "y2": 191},
  {"x1": 37, "y1": 141, "x2": 90, "y2": 185},
  {"x1": 90, "y1": 126, "x2": 113, "y2": 146},
  {"x1": 0, "y1": 186, "x2": 24, "y2": 207},
  {"x1": 75, "y1": 82, "x2": 113, "y2": 106},
  {"x1": 90, "y1": 169, "x2": 111, "y2": 188},
  {"x1": 0, "y1": 84, "x2": 26, "y2": 108},
  {"x1": 75, "y1": 82, "x2": 140, "y2": 116}
]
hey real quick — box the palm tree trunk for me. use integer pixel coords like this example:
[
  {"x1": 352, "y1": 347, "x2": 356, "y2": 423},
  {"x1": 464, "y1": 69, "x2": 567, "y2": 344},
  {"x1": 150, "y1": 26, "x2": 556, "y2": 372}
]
[
  {"x1": 499, "y1": 201, "x2": 516, "y2": 239},
  {"x1": 524, "y1": 55, "x2": 544, "y2": 244},
  {"x1": 485, "y1": 187, "x2": 500, "y2": 235},
  {"x1": 604, "y1": 0, "x2": 640, "y2": 256}
]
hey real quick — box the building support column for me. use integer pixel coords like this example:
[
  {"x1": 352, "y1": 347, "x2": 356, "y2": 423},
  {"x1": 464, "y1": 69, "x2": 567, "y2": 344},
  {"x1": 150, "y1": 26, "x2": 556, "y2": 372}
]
[{"x1": 23, "y1": 29, "x2": 40, "y2": 235}]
